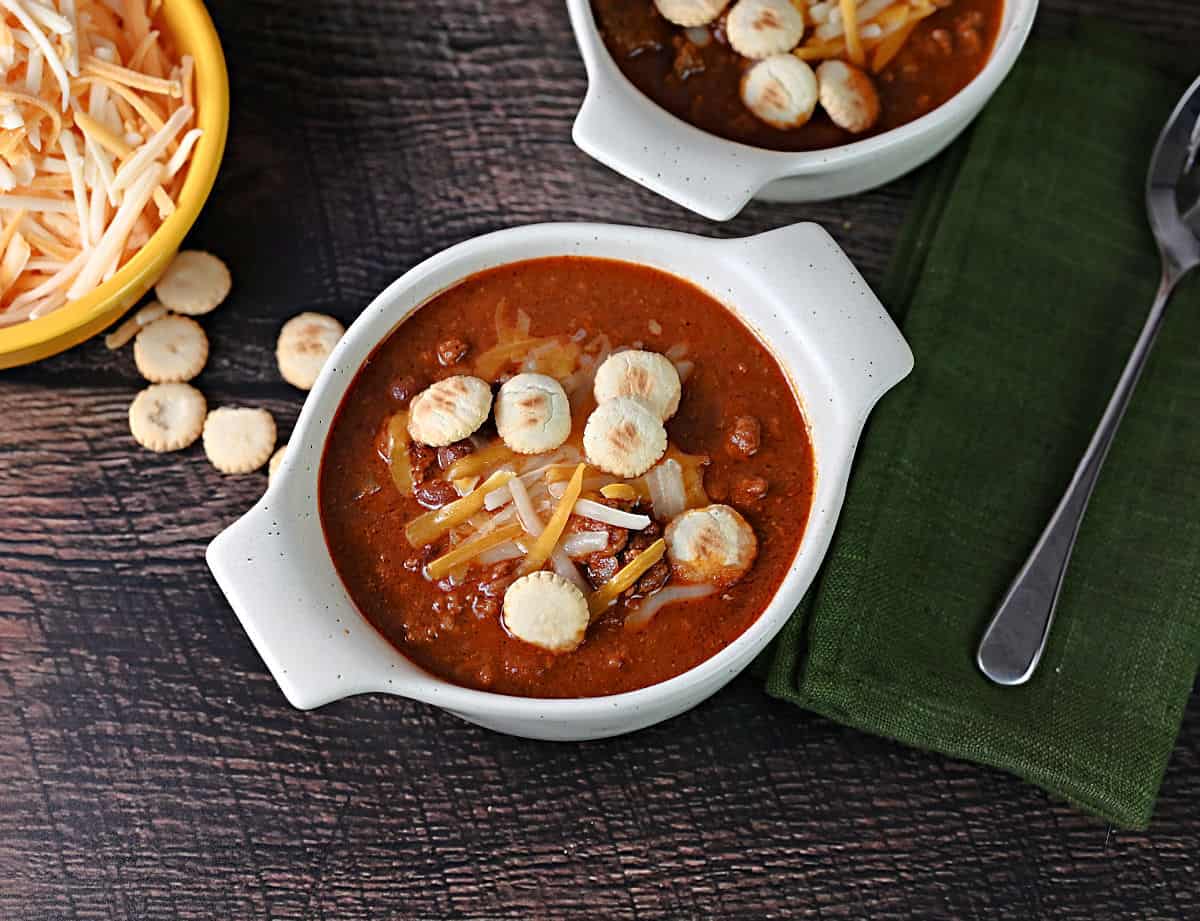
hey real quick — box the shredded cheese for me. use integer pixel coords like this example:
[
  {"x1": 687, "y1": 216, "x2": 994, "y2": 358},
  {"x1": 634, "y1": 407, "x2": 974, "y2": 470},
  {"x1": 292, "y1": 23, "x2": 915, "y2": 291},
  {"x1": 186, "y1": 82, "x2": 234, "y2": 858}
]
[
  {"x1": 0, "y1": 1, "x2": 203, "y2": 328},
  {"x1": 426, "y1": 522, "x2": 524, "y2": 581},
  {"x1": 587, "y1": 538, "x2": 667, "y2": 619},
  {"x1": 872, "y1": 19, "x2": 918, "y2": 72},
  {"x1": 405, "y1": 469, "x2": 515, "y2": 548},
  {"x1": 73, "y1": 109, "x2": 130, "y2": 157},
  {"x1": 838, "y1": 0, "x2": 866, "y2": 67},
  {"x1": 600, "y1": 483, "x2": 638, "y2": 502},
  {"x1": 443, "y1": 442, "x2": 516, "y2": 482},
  {"x1": 83, "y1": 54, "x2": 180, "y2": 97},
  {"x1": 518, "y1": 463, "x2": 585, "y2": 576},
  {"x1": 384, "y1": 412, "x2": 413, "y2": 496},
  {"x1": 794, "y1": 0, "x2": 936, "y2": 69}
]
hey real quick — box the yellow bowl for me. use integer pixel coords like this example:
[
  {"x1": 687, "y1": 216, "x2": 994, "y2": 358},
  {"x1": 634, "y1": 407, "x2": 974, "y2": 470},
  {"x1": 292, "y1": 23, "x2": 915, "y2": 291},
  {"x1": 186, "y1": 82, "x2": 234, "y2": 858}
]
[{"x1": 0, "y1": 0, "x2": 230, "y2": 370}]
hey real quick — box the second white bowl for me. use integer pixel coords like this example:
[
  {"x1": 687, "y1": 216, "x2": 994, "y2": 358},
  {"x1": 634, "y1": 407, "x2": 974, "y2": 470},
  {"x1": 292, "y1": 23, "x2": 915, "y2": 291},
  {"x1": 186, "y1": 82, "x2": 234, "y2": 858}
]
[{"x1": 568, "y1": 0, "x2": 1038, "y2": 220}]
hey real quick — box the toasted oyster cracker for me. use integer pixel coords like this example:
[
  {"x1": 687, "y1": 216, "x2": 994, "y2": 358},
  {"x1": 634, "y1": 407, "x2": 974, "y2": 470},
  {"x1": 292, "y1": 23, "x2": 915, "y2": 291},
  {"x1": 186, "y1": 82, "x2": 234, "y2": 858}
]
[
  {"x1": 502, "y1": 571, "x2": 590, "y2": 653},
  {"x1": 407, "y1": 375, "x2": 493, "y2": 447},
  {"x1": 495, "y1": 373, "x2": 572, "y2": 454},
  {"x1": 583, "y1": 397, "x2": 668, "y2": 478},
  {"x1": 726, "y1": 0, "x2": 805, "y2": 58},
  {"x1": 654, "y1": 0, "x2": 728, "y2": 27},
  {"x1": 128, "y1": 382, "x2": 207, "y2": 452},
  {"x1": 593, "y1": 350, "x2": 682, "y2": 421},
  {"x1": 817, "y1": 59, "x2": 881, "y2": 133},
  {"x1": 665, "y1": 504, "x2": 758, "y2": 587},
  {"x1": 202, "y1": 407, "x2": 277, "y2": 474},
  {"x1": 134, "y1": 314, "x2": 209, "y2": 383},
  {"x1": 155, "y1": 250, "x2": 232, "y2": 316},
  {"x1": 276, "y1": 312, "x2": 344, "y2": 390},
  {"x1": 740, "y1": 54, "x2": 818, "y2": 129}
]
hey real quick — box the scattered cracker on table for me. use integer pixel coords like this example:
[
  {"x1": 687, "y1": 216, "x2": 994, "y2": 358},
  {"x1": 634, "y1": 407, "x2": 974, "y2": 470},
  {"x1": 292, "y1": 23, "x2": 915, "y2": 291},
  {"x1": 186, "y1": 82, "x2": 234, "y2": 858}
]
[
  {"x1": 155, "y1": 251, "x2": 232, "y2": 316},
  {"x1": 128, "y1": 383, "x2": 207, "y2": 453},
  {"x1": 276, "y1": 312, "x2": 344, "y2": 390},
  {"x1": 134, "y1": 315, "x2": 209, "y2": 382},
  {"x1": 268, "y1": 444, "x2": 287, "y2": 482},
  {"x1": 203, "y1": 407, "x2": 277, "y2": 474}
]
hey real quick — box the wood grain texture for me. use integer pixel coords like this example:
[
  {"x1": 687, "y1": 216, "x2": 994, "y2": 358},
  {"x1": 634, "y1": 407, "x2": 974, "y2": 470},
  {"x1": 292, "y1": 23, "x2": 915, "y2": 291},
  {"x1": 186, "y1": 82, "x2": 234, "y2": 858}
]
[{"x1": 2, "y1": 1, "x2": 1199, "y2": 918}]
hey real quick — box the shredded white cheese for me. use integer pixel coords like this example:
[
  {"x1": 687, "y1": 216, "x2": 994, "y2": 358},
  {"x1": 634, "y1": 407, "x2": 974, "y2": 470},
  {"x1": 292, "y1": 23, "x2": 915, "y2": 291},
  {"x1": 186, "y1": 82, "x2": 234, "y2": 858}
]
[{"x1": 0, "y1": 0, "x2": 203, "y2": 328}]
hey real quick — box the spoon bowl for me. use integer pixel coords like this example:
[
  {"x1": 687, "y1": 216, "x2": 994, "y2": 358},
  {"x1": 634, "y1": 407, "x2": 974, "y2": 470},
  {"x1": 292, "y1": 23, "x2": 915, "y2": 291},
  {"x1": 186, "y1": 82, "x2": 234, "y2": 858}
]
[{"x1": 1146, "y1": 75, "x2": 1200, "y2": 278}]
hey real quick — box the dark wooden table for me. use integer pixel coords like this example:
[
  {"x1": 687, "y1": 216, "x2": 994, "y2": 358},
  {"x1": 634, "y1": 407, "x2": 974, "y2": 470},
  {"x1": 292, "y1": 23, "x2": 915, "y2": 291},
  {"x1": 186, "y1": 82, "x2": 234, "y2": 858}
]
[{"x1": 3, "y1": 2, "x2": 1198, "y2": 918}]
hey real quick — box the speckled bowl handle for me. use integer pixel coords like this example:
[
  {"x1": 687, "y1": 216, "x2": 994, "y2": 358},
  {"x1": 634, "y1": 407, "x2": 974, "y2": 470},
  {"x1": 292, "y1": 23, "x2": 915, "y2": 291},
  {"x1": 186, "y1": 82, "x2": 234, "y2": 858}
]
[
  {"x1": 567, "y1": 1, "x2": 781, "y2": 222},
  {"x1": 206, "y1": 495, "x2": 420, "y2": 710},
  {"x1": 728, "y1": 224, "x2": 914, "y2": 420}
]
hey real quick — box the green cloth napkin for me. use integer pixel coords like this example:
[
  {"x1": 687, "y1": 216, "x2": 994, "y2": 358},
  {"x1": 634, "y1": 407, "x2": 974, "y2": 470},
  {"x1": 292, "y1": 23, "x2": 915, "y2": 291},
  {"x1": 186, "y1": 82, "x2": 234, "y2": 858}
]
[{"x1": 764, "y1": 23, "x2": 1200, "y2": 829}]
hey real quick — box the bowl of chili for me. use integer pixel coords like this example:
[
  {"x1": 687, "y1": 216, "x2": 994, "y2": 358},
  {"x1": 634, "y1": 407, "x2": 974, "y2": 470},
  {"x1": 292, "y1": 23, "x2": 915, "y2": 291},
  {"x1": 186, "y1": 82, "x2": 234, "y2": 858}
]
[
  {"x1": 568, "y1": 0, "x2": 1037, "y2": 220},
  {"x1": 207, "y1": 222, "x2": 913, "y2": 740}
]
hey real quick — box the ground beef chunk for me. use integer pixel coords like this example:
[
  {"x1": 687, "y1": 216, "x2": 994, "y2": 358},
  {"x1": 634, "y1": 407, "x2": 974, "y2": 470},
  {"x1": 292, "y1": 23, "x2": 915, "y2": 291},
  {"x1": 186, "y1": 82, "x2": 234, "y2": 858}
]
[
  {"x1": 732, "y1": 475, "x2": 769, "y2": 507},
  {"x1": 566, "y1": 513, "x2": 629, "y2": 557},
  {"x1": 472, "y1": 595, "x2": 500, "y2": 620},
  {"x1": 595, "y1": 0, "x2": 671, "y2": 57},
  {"x1": 578, "y1": 498, "x2": 668, "y2": 591},
  {"x1": 584, "y1": 553, "x2": 621, "y2": 590},
  {"x1": 623, "y1": 522, "x2": 661, "y2": 561},
  {"x1": 672, "y1": 37, "x2": 705, "y2": 80},
  {"x1": 620, "y1": 521, "x2": 669, "y2": 597},
  {"x1": 955, "y1": 10, "x2": 984, "y2": 55},
  {"x1": 477, "y1": 560, "x2": 518, "y2": 599},
  {"x1": 403, "y1": 544, "x2": 437, "y2": 573},
  {"x1": 437, "y1": 439, "x2": 474, "y2": 470},
  {"x1": 436, "y1": 337, "x2": 469, "y2": 367},
  {"x1": 726, "y1": 415, "x2": 761, "y2": 459},
  {"x1": 413, "y1": 479, "x2": 459, "y2": 510},
  {"x1": 633, "y1": 557, "x2": 670, "y2": 596},
  {"x1": 464, "y1": 561, "x2": 518, "y2": 622},
  {"x1": 408, "y1": 441, "x2": 438, "y2": 484},
  {"x1": 389, "y1": 375, "x2": 422, "y2": 405}
]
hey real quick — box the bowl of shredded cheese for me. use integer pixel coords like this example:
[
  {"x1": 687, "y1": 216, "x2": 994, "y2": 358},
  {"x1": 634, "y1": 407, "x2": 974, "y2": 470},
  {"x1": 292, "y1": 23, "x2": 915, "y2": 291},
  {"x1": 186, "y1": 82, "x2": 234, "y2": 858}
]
[{"x1": 0, "y1": 0, "x2": 228, "y2": 369}]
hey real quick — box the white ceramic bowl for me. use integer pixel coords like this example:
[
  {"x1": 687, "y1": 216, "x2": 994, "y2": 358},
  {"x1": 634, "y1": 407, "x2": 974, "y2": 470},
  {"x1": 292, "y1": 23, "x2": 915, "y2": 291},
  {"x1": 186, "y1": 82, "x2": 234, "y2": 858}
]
[
  {"x1": 567, "y1": 0, "x2": 1038, "y2": 220},
  {"x1": 207, "y1": 222, "x2": 913, "y2": 740}
]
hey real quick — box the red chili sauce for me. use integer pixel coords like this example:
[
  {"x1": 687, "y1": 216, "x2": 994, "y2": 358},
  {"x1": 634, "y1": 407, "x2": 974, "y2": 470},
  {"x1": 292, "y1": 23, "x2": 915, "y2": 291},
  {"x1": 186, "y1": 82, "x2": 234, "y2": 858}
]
[
  {"x1": 591, "y1": 0, "x2": 1005, "y2": 152},
  {"x1": 319, "y1": 257, "x2": 814, "y2": 698}
]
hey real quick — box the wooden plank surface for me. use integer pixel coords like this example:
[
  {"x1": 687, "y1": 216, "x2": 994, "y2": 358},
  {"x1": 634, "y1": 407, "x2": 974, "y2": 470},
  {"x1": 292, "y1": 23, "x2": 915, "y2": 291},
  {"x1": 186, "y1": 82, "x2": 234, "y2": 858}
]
[{"x1": 2, "y1": 1, "x2": 1198, "y2": 918}]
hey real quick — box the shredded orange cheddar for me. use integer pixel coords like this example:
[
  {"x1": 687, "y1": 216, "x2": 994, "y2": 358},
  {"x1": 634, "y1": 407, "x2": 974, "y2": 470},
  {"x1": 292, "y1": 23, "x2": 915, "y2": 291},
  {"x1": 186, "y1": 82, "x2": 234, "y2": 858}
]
[
  {"x1": 405, "y1": 470, "x2": 515, "y2": 547},
  {"x1": 600, "y1": 483, "x2": 638, "y2": 501},
  {"x1": 385, "y1": 413, "x2": 414, "y2": 496},
  {"x1": 426, "y1": 522, "x2": 524, "y2": 581},
  {"x1": 588, "y1": 539, "x2": 667, "y2": 619},
  {"x1": 443, "y1": 441, "x2": 516, "y2": 481},
  {"x1": 873, "y1": 21, "x2": 919, "y2": 72},
  {"x1": 519, "y1": 463, "x2": 585, "y2": 576},
  {"x1": 839, "y1": 0, "x2": 866, "y2": 67}
]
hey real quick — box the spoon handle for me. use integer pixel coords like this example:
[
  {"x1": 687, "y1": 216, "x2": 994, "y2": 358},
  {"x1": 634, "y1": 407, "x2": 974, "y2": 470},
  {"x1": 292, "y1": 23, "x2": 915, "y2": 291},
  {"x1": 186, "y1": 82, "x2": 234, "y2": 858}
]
[{"x1": 976, "y1": 271, "x2": 1178, "y2": 685}]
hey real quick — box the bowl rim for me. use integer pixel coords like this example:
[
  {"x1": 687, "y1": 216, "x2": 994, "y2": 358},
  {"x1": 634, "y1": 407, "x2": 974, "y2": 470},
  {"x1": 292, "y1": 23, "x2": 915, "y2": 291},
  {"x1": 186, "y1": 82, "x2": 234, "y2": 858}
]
[
  {"x1": 208, "y1": 221, "x2": 915, "y2": 726},
  {"x1": 0, "y1": 0, "x2": 230, "y2": 362},
  {"x1": 567, "y1": 0, "x2": 1038, "y2": 200}
]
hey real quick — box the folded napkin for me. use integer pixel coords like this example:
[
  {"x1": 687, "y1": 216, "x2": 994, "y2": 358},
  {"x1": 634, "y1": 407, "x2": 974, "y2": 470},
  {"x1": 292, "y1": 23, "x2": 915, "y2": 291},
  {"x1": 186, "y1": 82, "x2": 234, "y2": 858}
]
[{"x1": 763, "y1": 23, "x2": 1200, "y2": 829}]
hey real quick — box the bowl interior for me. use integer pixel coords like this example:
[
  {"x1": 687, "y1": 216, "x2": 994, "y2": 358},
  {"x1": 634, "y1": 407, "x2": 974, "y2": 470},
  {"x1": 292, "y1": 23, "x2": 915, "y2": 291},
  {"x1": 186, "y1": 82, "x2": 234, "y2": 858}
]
[{"x1": 0, "y1": 0, "x2": 230, "y2": 369}]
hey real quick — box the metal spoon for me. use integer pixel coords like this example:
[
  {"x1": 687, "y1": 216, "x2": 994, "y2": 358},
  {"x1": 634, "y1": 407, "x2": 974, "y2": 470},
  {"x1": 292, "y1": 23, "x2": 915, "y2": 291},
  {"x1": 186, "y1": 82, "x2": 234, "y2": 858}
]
[{"x1": 977, "y1": 74, "x2": 1200, "y2": 686}]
